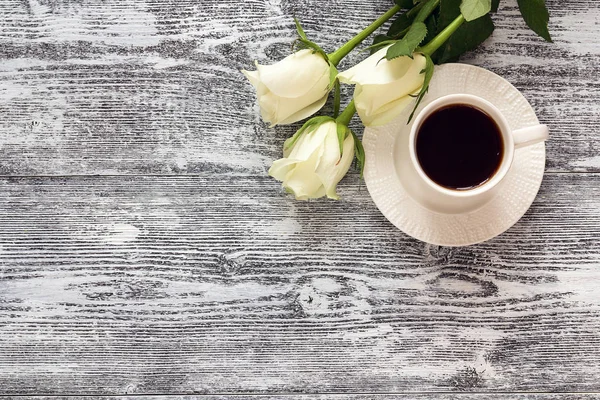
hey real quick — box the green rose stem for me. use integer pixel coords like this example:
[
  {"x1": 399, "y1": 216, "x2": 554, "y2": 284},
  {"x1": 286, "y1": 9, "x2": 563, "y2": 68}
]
[
  {"x1": 328, "y1": 5, "x2": 401, "y2": 67},
  {"x1": 415, "y1": 0, "x2": 441, "y2": 23},
  {"x1": 420, "y1": 14, "x2": 466, "y2": 56},
  {"x1": 336, "y1": 100, "x2": 357, "y2": 126},
  {"x1": 393, "y1": 0, "x2": 441, "y2": 39}
]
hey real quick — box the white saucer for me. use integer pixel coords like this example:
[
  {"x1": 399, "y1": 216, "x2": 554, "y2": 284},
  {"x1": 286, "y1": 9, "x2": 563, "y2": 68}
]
[{"x1": 363, "y1": 63, "x2": 546, "y2": 246}]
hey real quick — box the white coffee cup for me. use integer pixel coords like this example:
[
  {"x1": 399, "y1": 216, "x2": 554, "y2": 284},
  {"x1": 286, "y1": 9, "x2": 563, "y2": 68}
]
[{"x1": 406, "y1": 94, "x2": 549, "y2": 215}]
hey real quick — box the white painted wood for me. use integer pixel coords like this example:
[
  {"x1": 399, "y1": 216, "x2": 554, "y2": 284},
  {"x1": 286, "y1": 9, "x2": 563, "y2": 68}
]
[
  {"x1": 0, "y1": 174, "x2": 599, "y2": 394},
  {"x1": 0, "y1": 0, "x2": 598, "y2": 396},
  {"x1": 17, "y1": 395, "x2": 600, "y2": 400},
  {"x1": 0, "y1": 0, "x2": 597, "y2": 175}
]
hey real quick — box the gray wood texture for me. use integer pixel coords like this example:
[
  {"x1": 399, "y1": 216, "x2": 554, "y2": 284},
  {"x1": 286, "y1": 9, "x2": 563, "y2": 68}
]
[
  {"x1": 9, "y1": 396, "x2": 600, "y2": 400},
  {"x1": 1, "y1": 174, "x2": 599, "y2": 395},
  {"x1": 0, "y1": 0, "x2": 599, "y2": 397},
  {"x1": 0, "y1": 0, "x2": 598, "y2": 176}
]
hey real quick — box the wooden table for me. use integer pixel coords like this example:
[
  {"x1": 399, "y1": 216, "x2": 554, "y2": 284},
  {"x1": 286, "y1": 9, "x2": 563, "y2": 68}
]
[{"x1": 1, "y1": 0, "x2": 599, "y2": 397}]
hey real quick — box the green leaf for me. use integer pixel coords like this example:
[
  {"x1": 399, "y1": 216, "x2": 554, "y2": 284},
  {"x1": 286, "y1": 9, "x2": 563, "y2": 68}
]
[
  {"x1": 491, "y1": 0, "x2": 499, "y2": 12},
  {"x1": 333, "y1": 80, "x2": 341, "y2": 119},
  {"x1": 423, "y1": 13, "x2": 438, "y2": 43},
  {"x1": 283, "y1": 116, "x2": 332, "y2": 152},
  {"x1": 366, "y1": 37, "x2": 397, "y2": 55},
  {"x1": 408, "y1": 53, "x2": 434, "y2": 123},
  {"x1": 383, "y1": 1, "x2": 427, "y2": 44},
  {"x1": 436, "y1": 0, "x2": 458, "y2": 33},
  {"x1": 517, "y1": 0, "x2": 552, "y2": 42},
  {"x1": 460, "y1": 0, "x2": 491, "y2": 21},
  {"x1": 294, "y1": 17, "x2": 307, "y2": 40},
  {"x1": 406, "y1": 0, "x2": 427, "y2": 17},
  {"x1": 386, "y1": 22, "x2": 428, "y2": 60},
  {"x1": 436, "y1": 0, "x2": 461, "y2": 33},
  {"x1": 373, "y1": 34, "x2": 392, "y2": 45},
  {"x1": 336, "y1": 123, "x2": 348, "y2": 156},
  {"x1": 433, "y1": 13, "x2": 494, "y2": 63},
  {"x1": 387, "y1": 12, "x2": 414, "y2": 37},
  {"x1": 395, "y1": 0, "x2": 415, "y2": 8},
  {"x1": 294, "y1": 38, "x2": 329, "y2": 62},
  {"x1": 350, "y1": 130, "x2": 366, "y2": 178}
]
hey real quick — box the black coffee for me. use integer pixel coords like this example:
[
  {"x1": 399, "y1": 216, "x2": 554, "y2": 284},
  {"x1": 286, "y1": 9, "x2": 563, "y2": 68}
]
[{"x1": 416, "y1": 104, "x2": 504, "y2": 190}]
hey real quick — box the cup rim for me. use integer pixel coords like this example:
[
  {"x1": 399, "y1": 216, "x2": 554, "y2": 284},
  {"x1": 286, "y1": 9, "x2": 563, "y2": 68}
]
[{"x1": 408, "y1": 94, "x2": 515, "y2": 198}]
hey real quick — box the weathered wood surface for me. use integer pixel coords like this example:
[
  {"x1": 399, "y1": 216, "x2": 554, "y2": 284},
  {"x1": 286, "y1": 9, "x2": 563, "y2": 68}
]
[
  {"x1": 0, "y1": 174, "x2": 599, "y2": 395},
  {"x1": 0, "y1": 0, "x2": 599, "y2": 396},
  {"x1": 11, "y1": 396, "x2": 600, "y2": 400},
  {"x1": 0, "y1": 0, "x2": 598, "y2": 176}
]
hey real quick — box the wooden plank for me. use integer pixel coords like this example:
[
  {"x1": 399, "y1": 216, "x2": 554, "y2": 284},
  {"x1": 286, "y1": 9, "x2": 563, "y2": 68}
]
[
  {"x1": 0, "y1": 0, "x2": 597, "y2": 176},
  {"x1": 10, "y1": 395, "x2": 600, "y2": 400},
  {"x1": 0, "y1": 173, "x2": 598, "y2": 394}
]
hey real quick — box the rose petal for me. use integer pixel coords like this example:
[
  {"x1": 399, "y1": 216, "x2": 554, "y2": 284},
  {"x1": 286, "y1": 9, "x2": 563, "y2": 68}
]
[
  {"x1": 258, "y1": 70, "x2": 330, "y2": 126},
  {"x1": 269, "y1": 158, "x2": 300, "y2": 181},
  {"x1": 256, "y1": 88, "x2": 278, "y2": 124},
  {"x1": 287, "y1": 121, "x2": 334, "y2": 161},
  {"x1": 257, "y1": 50, "x2": 331, "y2": 98},
  {"x1": 356, "y1": 92, "x2": 415, "y2": 127},
  {"x1": 313, "y1": 124, "x2": 341, "y2": 172},
  {"x1": 283, "y1": 148, "x2": 325, "y2": 199},
  {"x1": 276, "y1": 92, "x2": 329, "y2": 126},
  {"x1": 291, "y1": 184, "x2": 326, "y2": 201},
  {"x1": 354, "y1": 61, "x2": 425, "y2": 113},
  {"x1": 337, "y1": 46, "x2": 389, "y2": 84},
  {"x1": 241, "y1": 69, "x2": 260, "y2": 88},
  {"x1": 315, "y1": 132, "x2": 354, "y2": 199},
  {"x1": 339, "y1": 50, "x2": 426, "y2": 86}
]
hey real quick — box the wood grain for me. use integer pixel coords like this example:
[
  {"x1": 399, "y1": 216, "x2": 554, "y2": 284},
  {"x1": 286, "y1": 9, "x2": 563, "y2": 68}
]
[
  {"x1": 1, "y1": 0, "x2": 599, "y2": 396},
  {"x1": 12, "y1": 395, "x2": 600, "y2": 400},
  {"x1": 0, "y1": 0, "x2": 597, "y2": 175},
  {"x1": 0, "y1": 173, "x2": 599, "y2": 395}
]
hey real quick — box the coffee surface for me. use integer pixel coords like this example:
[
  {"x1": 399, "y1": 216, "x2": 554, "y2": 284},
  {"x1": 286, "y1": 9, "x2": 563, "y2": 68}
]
[{"x1": 416, "y1": 104, "x2": 504, "y2": 190}]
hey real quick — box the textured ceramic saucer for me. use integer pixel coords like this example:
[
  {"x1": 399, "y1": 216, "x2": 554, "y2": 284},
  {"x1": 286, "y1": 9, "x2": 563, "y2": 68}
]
[{"x1": 363, "y1": 63, "x2": 546, "y2": 246}]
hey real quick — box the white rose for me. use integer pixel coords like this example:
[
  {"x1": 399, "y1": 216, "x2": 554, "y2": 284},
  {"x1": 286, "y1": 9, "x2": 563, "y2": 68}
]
[
  {"x1": 269, "y1": 120, "x2": 355, "y2": 200},
  {"x1": 338, "y1": 46, "x2": 426, "y2": 127},
  {"x1": 242, "y1": 49, "x2": 331, "y2": 126}
]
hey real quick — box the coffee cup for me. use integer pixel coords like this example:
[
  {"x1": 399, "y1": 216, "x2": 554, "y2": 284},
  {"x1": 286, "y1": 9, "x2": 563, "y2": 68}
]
[{"x1": 406, "y1": 94, "x2": 549, "y2": 215}]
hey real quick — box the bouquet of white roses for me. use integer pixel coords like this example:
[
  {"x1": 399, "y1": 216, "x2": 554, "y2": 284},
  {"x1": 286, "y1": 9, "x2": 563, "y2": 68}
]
[{"x1": 243, "y1": 0, "x2": 551, "y2": 200}]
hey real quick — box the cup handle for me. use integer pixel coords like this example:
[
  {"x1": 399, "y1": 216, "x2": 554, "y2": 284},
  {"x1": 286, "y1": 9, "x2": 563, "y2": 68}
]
[{"x1": 512, "y1": 125, "x2": 549, "y2": 149}]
